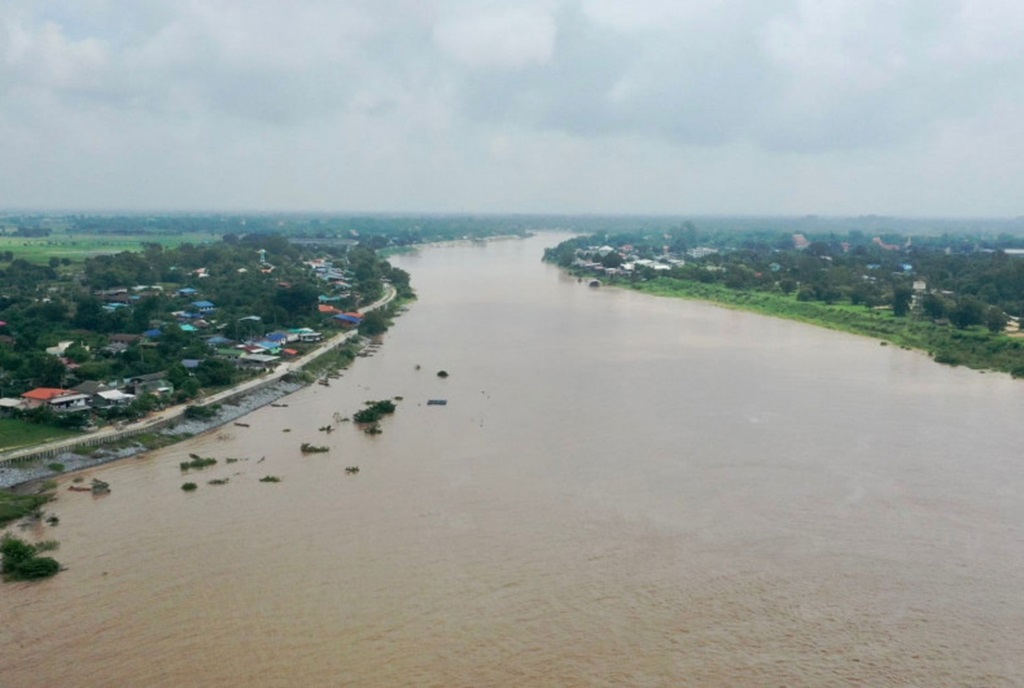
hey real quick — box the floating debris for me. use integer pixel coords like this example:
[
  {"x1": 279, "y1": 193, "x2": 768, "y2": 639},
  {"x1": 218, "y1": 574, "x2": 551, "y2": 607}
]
[
  {"x1": 300, "y1": 443, "x2": 329, "y2": 454},
  {"x1": 345, "y1": 466, "x2": 360, "y2": 474},
  {"x1": 259, "y1": 475, "x2": 281, "y2": 483}
]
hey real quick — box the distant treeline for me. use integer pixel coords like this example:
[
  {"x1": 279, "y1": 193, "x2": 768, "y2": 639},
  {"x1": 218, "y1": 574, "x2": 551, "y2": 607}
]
[{"x1": 3, "y1": 212, "x2": 1019, "y2": 241}]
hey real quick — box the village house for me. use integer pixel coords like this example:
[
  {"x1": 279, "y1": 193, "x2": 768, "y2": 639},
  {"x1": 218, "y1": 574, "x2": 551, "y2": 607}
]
[
  {"x1": 126, "y1": 372, "x2": 174, "y2": 397},
  {"x1": 92, "y1": 389, "x2": 136, "y2": 408},
  {"x1": 238, "y1": 353, "x2": 279, "y2": 370},
  {"x1": 0, "y1": 398, "x2": 25, "y2": 416},
  {"x1": 20, "y1": 388, "x2": 91, "y2": 412}
]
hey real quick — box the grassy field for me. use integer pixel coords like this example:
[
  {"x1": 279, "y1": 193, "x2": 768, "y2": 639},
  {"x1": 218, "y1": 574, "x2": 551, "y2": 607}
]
[
  {"x1": 628, "y1": 277, "x2": 1024, "y2": 376},
  {"x1": 0, "y1": 419, "x2": 81, "y2": 452},
  {"x1": 0, "y1": 487, "x2": 55, "y2": 526},
  {"x1": 0, "y1": 231, "x2": 221, "y2": 264}
]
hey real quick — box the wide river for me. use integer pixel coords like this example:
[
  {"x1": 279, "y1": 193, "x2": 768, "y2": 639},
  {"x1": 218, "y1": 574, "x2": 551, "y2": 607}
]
[{"x1": 3, "y1": 234, "x2": 1024, "y2": 686}]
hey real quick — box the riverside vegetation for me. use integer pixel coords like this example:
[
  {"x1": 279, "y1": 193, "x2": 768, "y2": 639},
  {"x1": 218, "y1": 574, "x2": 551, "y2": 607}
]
[
  {"x1": 1, "y1": 534, "x2": 60, "y2": 581},
  {"x1": 545, "y1": 223, "x2": 1024, "y2": 375}
]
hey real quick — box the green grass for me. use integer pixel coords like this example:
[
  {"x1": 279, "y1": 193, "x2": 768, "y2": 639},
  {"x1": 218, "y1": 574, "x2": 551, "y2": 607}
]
[
  {"x1": 0, "y1": 231, "x2": 219, "y2": 264},
  {"x1": 627, "y1": 277, "x2": 1024, "y2": 376},
  {"x1": 0, "y1": 419, "x2": 80, "y2": 452},
  {"x1": 0, "y1": 488, "x2": 55, "y2": 527}
]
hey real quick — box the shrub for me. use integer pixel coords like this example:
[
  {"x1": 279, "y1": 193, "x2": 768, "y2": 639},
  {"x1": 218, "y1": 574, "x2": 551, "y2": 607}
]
[
  {"x1": 11, "y1": 556, "x2": 60, "y2": 580},
  {"x1": 184, "y1": 404, "x2": 219, "y2": 420},
  {"x1": 181, "y1": 482, "x2": 198, "y2": 491},
  {"x1": 352, "y1": 399, "x2": 397, "y2": 424},
  {"x1": 47, "y1": 463, "x2": 65, "y2": 473},
  {"x1": 1, "y1": 534, "x2": 61, "y2": 582},
  {"x1": 180, "y1": 456, "x2": 217, "y2": 471}
]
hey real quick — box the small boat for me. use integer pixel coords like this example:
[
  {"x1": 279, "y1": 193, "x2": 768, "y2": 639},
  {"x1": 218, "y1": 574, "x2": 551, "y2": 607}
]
[
  {"x1": 234, "y1": 422, "x2": 250, "y2": 428},
  {"x1": 318, "y1": 378, "x2": 330, "y2": 386},
  {"x1": 68, "y1": 486, "x2": 92, "y2": 492},
  {"x1": 271, "y1": 403, "x2": 288, "y2": 408},
  {"x1": 427, "y1": 399, "x2": 448, "y2": 406}
]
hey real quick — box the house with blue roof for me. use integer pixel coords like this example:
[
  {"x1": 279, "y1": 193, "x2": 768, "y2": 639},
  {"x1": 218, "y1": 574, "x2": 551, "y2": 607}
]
[{"x1": 191, "y1": 300, "x2": 216, "y2": 313}]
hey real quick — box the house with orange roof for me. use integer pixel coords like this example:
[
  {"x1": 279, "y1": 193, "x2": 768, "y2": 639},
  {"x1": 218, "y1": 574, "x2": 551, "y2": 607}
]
[{"x1": 21, "y1": 387, "x2": 91, "y2": 412}]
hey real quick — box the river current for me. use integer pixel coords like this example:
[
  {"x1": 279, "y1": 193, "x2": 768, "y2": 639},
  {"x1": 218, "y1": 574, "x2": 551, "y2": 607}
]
[{"x1": 3, "y1": 234, "x2": 1023, "y2": 686}]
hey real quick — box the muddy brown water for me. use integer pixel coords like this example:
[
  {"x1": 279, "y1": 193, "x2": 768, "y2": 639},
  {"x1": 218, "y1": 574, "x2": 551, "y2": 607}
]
[{"x1": 3, "y1": 234, "x2": 1023, "y2": 686}]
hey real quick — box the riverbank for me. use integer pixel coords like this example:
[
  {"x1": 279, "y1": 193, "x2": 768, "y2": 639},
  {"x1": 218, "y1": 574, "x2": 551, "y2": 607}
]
[
  {"x1": 0, "y1": 379, "x2": 309, "y2": 490},
  {"x1": 622, "y1": 276, "x2": 1024, "y2": 377},
  {"x1": 0, "y1": 286, "x2": 399, "y2": 489}
]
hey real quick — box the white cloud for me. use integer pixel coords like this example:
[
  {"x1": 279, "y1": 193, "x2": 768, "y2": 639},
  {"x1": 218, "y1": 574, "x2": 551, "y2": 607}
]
[
  {"x1": 0, "y1": 0, "x2": 1023, "y2": 215},
  {"x1": 433, "y1": 6, "x2": 556, "y2": 70}
]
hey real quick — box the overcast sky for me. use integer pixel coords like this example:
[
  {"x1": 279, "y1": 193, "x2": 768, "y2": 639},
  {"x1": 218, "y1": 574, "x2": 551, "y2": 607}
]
[{"x1": 2, "y1": 1, "x2": 1023, "y2": 216}]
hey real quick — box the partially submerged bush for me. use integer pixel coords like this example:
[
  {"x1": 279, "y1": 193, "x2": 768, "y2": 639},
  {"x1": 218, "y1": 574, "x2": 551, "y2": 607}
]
[
  {"x1": 181, "y1": 482, "x2": 198, "y2": 491},
  {"x1": 180, "y1": 456, "x2": 217, "y2": 471},
  {"x1": 1, "y1": 534, "x2": 61, "y2": 582},
  {"x1": 352, "y1": 399, "x2": 397, "y2": 424}
]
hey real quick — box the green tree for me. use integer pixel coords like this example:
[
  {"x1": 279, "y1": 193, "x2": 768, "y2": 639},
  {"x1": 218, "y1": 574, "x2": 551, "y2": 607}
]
[
  {"x1": 358, "y1": 310, "x2": 389, "y2": 336},
  {"x1": 891, "y1": 286, "x2": 913, "y2": 317},
  {"x1": 921, "y1": 293, "x2": 947, "y2": 320},
  {"x1": 950, "y1": 297, "x2": 985, "y2": 329},
  {"x1": 985, "y1": 306, "x2": 1008, "y2": 333}
]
